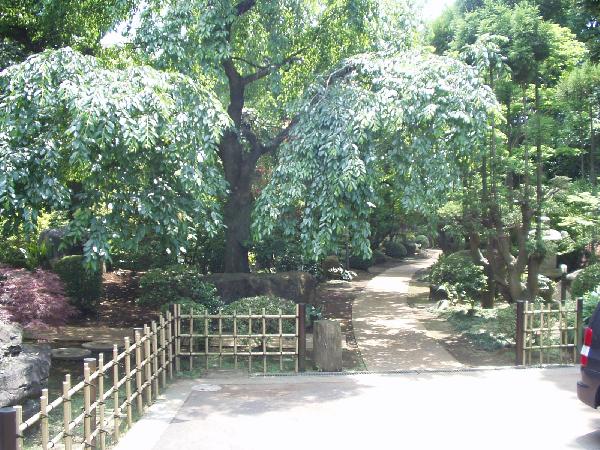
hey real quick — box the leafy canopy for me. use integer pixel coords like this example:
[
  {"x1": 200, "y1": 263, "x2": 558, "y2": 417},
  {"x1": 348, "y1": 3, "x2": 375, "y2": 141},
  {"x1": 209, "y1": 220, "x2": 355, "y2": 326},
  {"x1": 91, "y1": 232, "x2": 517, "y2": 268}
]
[{"x1": 0, "y1": 48, "x2": 229, "y2": 265}]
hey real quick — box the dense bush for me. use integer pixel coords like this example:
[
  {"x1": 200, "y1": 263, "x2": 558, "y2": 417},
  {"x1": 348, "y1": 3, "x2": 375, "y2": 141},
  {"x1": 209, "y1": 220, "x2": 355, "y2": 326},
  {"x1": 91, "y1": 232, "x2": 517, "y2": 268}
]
[
  {"x1": 429, "y1": 252, "x2": 486, "y2": 303},
  {"x1": 572, "y1": 263, "x2": 600, "y2": 298},
  {"x1": 221, "y1": 296, "x2": 296, "y2": 334},
  {"x1": 0, "y1": 237, "x2": 46, "y2": 270},
  {"x1": 349, "y1": 254, "x2": 373, "y2": 270},
  {"x1": 582, "y1": 286, "x2": 600, "y2": 324},
  {"x1": 0, "y1": 266, "x2": 76, "y2": 327},
  {"x1": 384, "y1": 241, "x2": 407, "y2": 258},
  {"x1": 372, "y1": 249, "x2": 386, "y2": 265},
  {"x1": 415, "y1": 235, "x2": 430, "y2": 249},
  {"x1": 110, "y1": 236, "x2": 177, "y2": 271},
  {"x1": 53, "y1": 255, "x2": 102, "y2": 315},
  {"x1": 138, "y1": 266, "x2": 223, "y2": 312}
]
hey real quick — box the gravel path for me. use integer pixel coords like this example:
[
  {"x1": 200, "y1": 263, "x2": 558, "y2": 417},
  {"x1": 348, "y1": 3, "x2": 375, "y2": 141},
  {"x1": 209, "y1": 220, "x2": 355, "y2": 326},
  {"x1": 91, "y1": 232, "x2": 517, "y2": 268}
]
[{"x1": 352, "y1": 249, "x2": 463, "y2": 370}]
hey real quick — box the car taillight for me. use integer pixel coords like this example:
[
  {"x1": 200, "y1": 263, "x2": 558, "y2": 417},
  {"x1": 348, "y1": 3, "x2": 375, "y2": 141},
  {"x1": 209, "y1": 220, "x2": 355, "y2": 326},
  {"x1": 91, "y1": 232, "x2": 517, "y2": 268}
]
[{"x1": 581, "y1": 327, "x2": 593, "y2": 367}]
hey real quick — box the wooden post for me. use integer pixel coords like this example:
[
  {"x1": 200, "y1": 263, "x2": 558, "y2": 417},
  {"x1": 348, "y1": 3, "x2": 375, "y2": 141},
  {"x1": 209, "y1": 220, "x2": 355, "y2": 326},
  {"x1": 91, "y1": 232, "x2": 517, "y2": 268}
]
[
  {"x1": 262, "y1": 308, "x2": 267, "y2": 374},
  {"x1": 143, "y1": 325, "x2": 152, "y2": 404},
  {"x1": 98, "y1": 353, "x2": 106, "y2": 450},
  {"x1": 14, "y1": 405, "x2": 22, "y2": 450},
  {"x1": 165, "y1": 312, "x2": 174, "y2": 380},
  {"x1": 83, "y1": 362, "x2": 92, "y2": 448},
  {"x1": 298, "y1": 303, "x2": 306, "y2": 372},
  {"x1": 63, "y1": 375, "x2": 72, "y2": 450},
  {"x1": 577, "y1": 297, "x2": 584, "y2": 355},
  {"x1": 40, "y1": 389, "x2": 49, "y2": 450},
  {"x1": 174, "y1": 305, "x2": 181, "y2": 373},
  {"x1": 515, "y1": 301, "x2": 525, "y2": 366},
  {"x1": 134, "y1": 330, "x2": 144, "y2": 413},
  {"x1": 124, "y1": 336, "x2": 133, "y2": 427},
  {"x1": 188, "y1": 306, "x2": 194, "y2": 371},
  {"x1": 112, "y1": 345, "x2": 120, "y2": 444},
  {"x1": 560, "y1": 264, "x2": 568, "y2": 304},
  {"x1": 159, "y1": 315, "x2": 167, "y2": 389},
  {"x1": 85, "y1": 357, "x2": 98, "y2": 449},
  {"x1": 0, "y1": 407, "x2": 18, "y2": 450},
  {"x1": 151, "y1": 321, "x2": 159, "y2": 396}
]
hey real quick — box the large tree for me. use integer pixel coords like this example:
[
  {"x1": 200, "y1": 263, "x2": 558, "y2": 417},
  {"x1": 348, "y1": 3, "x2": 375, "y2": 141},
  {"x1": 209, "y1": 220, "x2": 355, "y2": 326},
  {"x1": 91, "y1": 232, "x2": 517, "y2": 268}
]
[{"x1": 0, "y1": 0, "x2": 496, "y2": 272}]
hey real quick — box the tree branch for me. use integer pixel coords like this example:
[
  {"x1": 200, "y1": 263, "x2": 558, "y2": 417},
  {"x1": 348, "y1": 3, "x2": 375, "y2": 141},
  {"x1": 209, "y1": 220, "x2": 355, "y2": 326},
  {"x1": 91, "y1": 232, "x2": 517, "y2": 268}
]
[
  {"x1": 242, "y1": 50, "x2": 304, "y2": 85},
  {"x1": 236, "y1": 0, "x2": 257, "y2": 15}
]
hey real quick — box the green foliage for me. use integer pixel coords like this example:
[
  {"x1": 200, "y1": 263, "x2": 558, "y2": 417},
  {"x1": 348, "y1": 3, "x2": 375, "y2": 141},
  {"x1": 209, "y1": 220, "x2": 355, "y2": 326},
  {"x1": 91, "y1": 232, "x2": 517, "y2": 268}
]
[
  {"x1": 0, "y1": 236, "x2": 46, "y2": 270},
  {"x1": 372, "y1": 249, "x2": 386, "y2": 264},
  {"x1": 429, "y1": 252, "x2": 486, "y2": 303},
  {"x1": 415, "y1": 235, "x2": 430, "y2": 249},
  {"x1": 0, "y1": 48, "x2": 229, "y2": 268},
  {"x1": 53, "y1": 255, "x2": 102, "y2": 315},
  {"x1": 349, "y1": 254, "x2": 373, "y2": 271},
  {"x1": 254, "y1": 51, "x2": 496, "y2": 261},
  {"x1": 572, "y1": 263, "x2": 600, "y2": 298},
  {"x1": 582, "y1": 286, "x2": 600, "y2": 324},
  {"x1": 110, "y1": 236, "x2": 177, "y2": 272},
  {"x1": 384, "y1": 241, "x2": 407, "y2": 259},
  {"x1": 138, "y1": 266, "x2": 222, "y2": 312},
  {"x1": 435, "y1": 303, "x2": 516, "y2": 350},
  {"x1": 221, "y1": 296, "x2": 296, "y2": 334},
  {"x1": 321, "y1": 255, "x2": 342, "y2": 274}
]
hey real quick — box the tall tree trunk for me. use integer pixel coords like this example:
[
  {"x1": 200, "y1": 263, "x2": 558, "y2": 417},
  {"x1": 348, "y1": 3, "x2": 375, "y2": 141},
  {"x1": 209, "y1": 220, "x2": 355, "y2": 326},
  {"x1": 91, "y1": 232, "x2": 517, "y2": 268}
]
[
  {"x1": 220, "y1": 131, "x2": 255, "y2": 273},
  {"x1": 590, "y1": 102, "x2": 596, "y2": 187},
  {"x1": 527, "y1": 80, "x2": 544, "y2": 301}
]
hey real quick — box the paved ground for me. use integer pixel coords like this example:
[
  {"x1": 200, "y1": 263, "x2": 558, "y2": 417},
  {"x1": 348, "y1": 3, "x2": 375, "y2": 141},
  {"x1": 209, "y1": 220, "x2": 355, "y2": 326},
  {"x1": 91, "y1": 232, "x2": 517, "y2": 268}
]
[
  {"x1": 114, "y1": 367, "x2": 600, "y2": 450},
  {"x1": 352, "y1": 249, "x2": 462, "y2": 370}
]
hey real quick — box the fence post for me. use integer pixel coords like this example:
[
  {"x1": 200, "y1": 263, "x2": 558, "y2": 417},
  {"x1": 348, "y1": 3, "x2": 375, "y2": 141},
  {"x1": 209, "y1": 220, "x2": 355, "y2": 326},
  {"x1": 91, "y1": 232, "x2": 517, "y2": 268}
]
[
  {"x1": 173, "y1": 304, "x2": 181, "y2": 373},
  {"x1": 83, "y1": 357, "x2": 97, "y2": 449},
  {"x1": 515, "y1": 300, "x2": 525, "y2": 366},
  {"x1": 298, "y1": 303, "x2": 306, "y2": 372},
  {"x1": 134, "y1": 329, "x2": 144, "y2": 413},
  {"x1": 577, "y1": 297, "x2": 584, "y2": 354},
  {"x1": 560, "y1": 264, "x2": 568, "y2": 304},
  {"x1": 0, "y1": 407, "x2": 18, "y2": 450}
]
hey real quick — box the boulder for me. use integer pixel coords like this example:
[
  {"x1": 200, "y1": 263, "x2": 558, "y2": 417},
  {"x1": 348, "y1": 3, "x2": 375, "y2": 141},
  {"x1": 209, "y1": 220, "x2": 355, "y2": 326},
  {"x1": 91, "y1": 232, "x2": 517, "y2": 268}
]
[
  {"x1": 0, "y1": 343, "x2": 51, "y2": 407},
  {"x1": 0, "y1": 322, "x2": 23, "y2": 360},
  {"x1": 38, "y1": 227, "x2": 80, "y2": 260},
  {"x1": 313, "y1": 320, "x2": 342, "y2": 372},
  {"x1": 429, "y1": 285, "x2": 449, "y2": 302},
  {"x1": 203, "y1": 271, "x2": 318, "y2": 305}
]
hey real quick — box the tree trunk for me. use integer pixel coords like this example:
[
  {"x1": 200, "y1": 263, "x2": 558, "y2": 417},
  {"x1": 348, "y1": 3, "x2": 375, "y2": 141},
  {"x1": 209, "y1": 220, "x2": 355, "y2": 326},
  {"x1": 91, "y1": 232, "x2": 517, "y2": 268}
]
[
  {"x1": 220, "y1": 131, "x2": 255, "y2": 273},
  {"x1": 590, "y1": 102, "x2": 596, "y2": 187}
]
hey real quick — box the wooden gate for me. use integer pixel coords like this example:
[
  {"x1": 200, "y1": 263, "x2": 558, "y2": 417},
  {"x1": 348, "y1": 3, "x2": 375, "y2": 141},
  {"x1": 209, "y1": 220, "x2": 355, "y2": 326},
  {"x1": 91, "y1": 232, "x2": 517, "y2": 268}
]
[{"x1": 515, "y1": 299, "x2": 583, "y2": 365}]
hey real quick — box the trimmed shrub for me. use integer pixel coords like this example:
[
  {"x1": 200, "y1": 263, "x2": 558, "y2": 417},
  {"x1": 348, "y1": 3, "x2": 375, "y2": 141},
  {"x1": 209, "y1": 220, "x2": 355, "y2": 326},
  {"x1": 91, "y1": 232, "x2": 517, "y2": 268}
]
[
  {"x1": 372, "y1": 249, "x2": 386, "y2": 265},
  {"x1": 138, "y1": 265, "x2": 223, "y2": 312},
  {"x1": 0, "y1": 266, "x2": 76, "y2": 328},
  {"x1": 572, "y1": 263, "x2": 600, "y2": 298},
  {"x1": 53, "y1": 255, "x2": 102, "y2": 315},
  {"x1": 221, "y1": 296, "x2": 296, "y2": 334},
  {"x1": 405, "y1": 241, "x2": 418, "y2": 255},
  {"x1": 429, "y1": 252, "x2": 486, "y2": 303},
  {"x1": 321, "y1": 255, "x2": 342, "y2": 272},
  {"x1": 349, "y1": 254, "x2": 373, "y2": 271},
  {"x1": 415, "y1": 235, "x2": 430, "y2": 249},
  {"x1": 384, "y1": 242, "x2": 407, "y2": 259}
]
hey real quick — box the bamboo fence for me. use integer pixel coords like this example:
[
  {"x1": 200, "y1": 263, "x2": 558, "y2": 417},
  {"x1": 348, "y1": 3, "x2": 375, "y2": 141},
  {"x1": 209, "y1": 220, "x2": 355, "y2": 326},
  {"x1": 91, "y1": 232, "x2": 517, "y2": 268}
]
[
  {"x1": 515, "y1": 299, "x2": 582, "y2": 365},
  {"x1": 1, "y1": 304, "x2": 305, "y2": 450}
]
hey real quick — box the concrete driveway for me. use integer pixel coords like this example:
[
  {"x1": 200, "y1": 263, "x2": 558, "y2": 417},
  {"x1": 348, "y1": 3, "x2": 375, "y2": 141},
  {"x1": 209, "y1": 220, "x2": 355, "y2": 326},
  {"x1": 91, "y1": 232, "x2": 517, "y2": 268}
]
[{"x1": 115, "y1": 366, "x2": 600, "y2": 450}]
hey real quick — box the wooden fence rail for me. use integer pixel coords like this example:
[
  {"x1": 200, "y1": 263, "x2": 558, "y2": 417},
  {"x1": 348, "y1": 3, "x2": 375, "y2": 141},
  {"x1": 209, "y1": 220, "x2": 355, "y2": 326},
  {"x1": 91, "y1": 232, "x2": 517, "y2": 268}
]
[{"x1": 0, "y1": 304, "x2": 306, "y2": 450}]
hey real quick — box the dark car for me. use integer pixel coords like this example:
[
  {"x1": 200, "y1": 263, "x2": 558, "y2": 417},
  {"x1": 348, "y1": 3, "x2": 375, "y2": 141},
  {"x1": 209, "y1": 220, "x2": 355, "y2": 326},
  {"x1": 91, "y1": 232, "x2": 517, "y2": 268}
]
[{"x1": 578, "y1": 305, "x2": 600, "y2": 408}]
